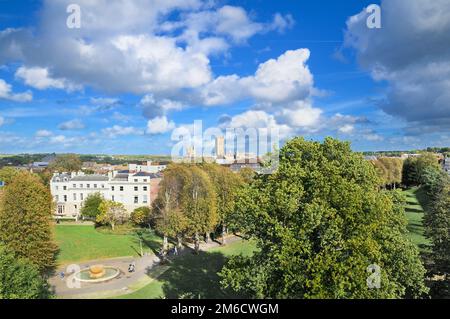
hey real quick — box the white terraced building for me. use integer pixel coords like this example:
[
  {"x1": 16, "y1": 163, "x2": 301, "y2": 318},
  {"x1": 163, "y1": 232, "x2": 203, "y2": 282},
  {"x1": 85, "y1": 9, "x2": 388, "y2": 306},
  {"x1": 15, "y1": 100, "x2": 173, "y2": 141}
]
[{"x1": 50, "y1": 170, "x2": 161, "y2": 220}]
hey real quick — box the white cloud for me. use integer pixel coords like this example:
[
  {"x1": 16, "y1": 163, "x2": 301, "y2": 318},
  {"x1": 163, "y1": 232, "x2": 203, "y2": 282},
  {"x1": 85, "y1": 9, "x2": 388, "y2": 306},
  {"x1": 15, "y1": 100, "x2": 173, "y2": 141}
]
[
  {"x1": 0, "y1": 1, "x2": 288, "y2": 96},
  {"x1": 338, "y1": 124, "x2": 354, "y2": 134},
  {"x1": 344, "y1": 0, "x2": 450, "y2": 132},
  {"x1": 35, "y1": 129, "x2": 53, "y2": 137},
  {"x1": 0, "y1": 79, "x2": 32, "y2": 102},
  {"x1": 269, "y1": 13, "x2": 295, "y2": 33},
  {"x1": 146, "y1": 116, "x2": 176, "y2": 134},
  {"x1": 276, "y1": 101, "x2": 322, "y2": 129},
  {"x1": 58, "y1": 119, "x2": 85, "y2": 130},
  {"x1": 363, "y1": 133, "x2": 384, "y2": 142},
  {"x1": 139, "y1": 94, "x2": 185, "y2": 119},
  {"x1": 201, "y1": 49, "x2": 314, "y2": 105},
  {"x1": 15, "y1": 66, "x2": 79, "y2": 91},
  {"x1": 0, "y1": 116, "x2": 4, "y2": 127},
  {"x1": 102, "y1": 125, "x2": 144, "y2": 138},
  {"x1": 90, "y1": 97, "x2": 120, "y2": 106},
  {"x1": 219, "y1": 110, "x2": 293, "y2": 139},
  {"x1": 50, "y1": 135, "x2": 69, "y2": 144}
]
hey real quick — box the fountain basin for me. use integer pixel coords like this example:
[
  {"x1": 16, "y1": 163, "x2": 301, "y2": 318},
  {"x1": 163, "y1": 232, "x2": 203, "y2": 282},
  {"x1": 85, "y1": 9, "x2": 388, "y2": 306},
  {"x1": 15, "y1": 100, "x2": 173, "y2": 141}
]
[{"x1": 73, "y1": 265, "x2": 120, "y2": 283}]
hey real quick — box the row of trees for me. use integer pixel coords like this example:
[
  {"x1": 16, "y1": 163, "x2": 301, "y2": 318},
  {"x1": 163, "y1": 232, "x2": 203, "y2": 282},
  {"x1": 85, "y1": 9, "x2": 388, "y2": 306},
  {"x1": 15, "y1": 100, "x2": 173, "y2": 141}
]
[
  {"x1": 0, "y1": 171, "x2": 56, "y2": 298},
  {"x1": 370, "y1": 157, "x2": 403, "y2": 188},
  {"x1": 414, "y1": 160, "x2": 450, "y2": 297},
  {"x1": 218, "y1": 137, "x2": 428, "y2": 298},
  {"x1": 402, "y1": 153, "x2": 441, "y2": 187},
  {"x1": 151, "y1": 163, "x2": 244, "y2": 256}
]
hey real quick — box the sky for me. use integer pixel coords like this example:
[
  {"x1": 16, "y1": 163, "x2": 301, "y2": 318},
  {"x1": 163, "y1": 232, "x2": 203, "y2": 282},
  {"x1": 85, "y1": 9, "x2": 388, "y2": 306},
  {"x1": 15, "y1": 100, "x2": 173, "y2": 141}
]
[{"x1": 0, "y1": 0, "x2": 449, "y2": 155}]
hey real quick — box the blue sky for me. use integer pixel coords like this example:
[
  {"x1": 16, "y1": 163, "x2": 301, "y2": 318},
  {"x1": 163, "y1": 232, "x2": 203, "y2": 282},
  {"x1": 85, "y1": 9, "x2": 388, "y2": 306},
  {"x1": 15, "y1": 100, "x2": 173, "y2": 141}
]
[{"x1": 0, "y1": 0, "x2": 449, "y2": 155}]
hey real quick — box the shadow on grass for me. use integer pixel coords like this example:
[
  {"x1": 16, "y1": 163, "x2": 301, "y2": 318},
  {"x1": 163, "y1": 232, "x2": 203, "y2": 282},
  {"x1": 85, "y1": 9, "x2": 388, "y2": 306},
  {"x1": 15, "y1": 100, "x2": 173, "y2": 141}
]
[
  {"x1": 405, "y1": 206, "x2": 425, "y2": 214},
  {"x1": 132, "y1": 230, "x2": 163, "y2": 256},
  {"x1": 146, "y1": 250, "x2": 240, "y2": 299},
  {"x1": 413, "y1": 187, "x2": 431, "y2": 211}
]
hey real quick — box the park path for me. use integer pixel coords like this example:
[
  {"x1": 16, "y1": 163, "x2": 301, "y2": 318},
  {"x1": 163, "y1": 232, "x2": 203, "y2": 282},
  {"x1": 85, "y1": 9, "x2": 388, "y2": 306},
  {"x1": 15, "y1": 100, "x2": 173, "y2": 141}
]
[{"x1": 49, "y1": 235, "x2": 242, "y2": 299}]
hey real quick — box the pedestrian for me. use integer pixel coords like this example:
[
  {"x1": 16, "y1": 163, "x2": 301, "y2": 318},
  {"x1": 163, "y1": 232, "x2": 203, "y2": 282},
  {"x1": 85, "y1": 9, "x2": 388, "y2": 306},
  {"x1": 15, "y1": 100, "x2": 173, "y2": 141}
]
[{"x1": 60, "y1": 271, "x2": 65, "y2": 280}]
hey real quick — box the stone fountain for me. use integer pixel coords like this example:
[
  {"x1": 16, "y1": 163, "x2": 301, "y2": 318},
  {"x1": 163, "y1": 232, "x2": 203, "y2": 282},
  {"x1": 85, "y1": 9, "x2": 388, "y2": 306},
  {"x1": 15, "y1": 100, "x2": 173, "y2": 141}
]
[{"x1": 73, "y1": 264, "x2": 120, "y2": 283}]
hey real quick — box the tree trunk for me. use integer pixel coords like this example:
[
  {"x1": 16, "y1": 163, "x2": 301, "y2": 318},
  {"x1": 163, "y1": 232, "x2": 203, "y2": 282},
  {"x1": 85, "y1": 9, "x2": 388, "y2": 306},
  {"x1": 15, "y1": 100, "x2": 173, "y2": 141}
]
[
  {"x1": 194, "y1": 232, "x2": 200, "y2": 254},
  {"x1": 163, "y1": 235, "x2": 168, "y2": 252},
  {"x1": 111, "y1": 222, "x2": 115, "y2": 231},
  {"x1": 177, "y1": 234, "x2": 183, "y2": 249},
  {"x1": 221, "y1": 224, "x2": 226, "y2": 245},
  {"x1": 205, "y1": 232, "x2": 211, "y2": 243}
]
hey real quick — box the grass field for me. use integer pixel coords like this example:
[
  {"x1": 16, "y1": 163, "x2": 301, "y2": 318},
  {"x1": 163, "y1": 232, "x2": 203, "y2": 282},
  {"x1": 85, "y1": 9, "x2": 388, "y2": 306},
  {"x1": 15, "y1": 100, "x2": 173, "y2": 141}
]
[
  {"x1": 116, "y1": 239, "x2": 257, "y2": 299},
  {"x1": 404, "y1": 187, "x2": 431, "y2": 251},
  {"x1": 54, "y1": 225, "x2": 162, "y2": 265}
]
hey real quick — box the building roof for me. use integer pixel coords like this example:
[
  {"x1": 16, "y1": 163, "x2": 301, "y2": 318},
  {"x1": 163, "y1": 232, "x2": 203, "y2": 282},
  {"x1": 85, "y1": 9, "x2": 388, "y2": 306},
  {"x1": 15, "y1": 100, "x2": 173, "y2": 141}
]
[
  {"x1": 112, "y1": 173, "x2": 129, "y2": 181},
  {"x1": 133, "y1": 172, "x2": 152, "y2": 176},
  {"x1": 71, "y1": 175, "x2": 109, "y2": 181}
]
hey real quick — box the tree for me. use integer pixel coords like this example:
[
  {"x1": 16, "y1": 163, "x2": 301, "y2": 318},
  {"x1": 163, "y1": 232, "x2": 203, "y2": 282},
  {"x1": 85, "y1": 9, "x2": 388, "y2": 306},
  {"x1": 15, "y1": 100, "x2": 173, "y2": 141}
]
[
  {"x1": 423, "y1": 170, "x2": 450, "y2": 283},
  {"x1": 0, "y1": 167, "x2": 19, "y2": 185},
  {"x1": 130, "y1": 206, "x2": 151, "y2": 227},
  {"x1": 425, "y1": 181, "x2": 450, "y2": 273},
  {"x1": 152, "y1": 164, "x2": 190, "y2": 255},
  {"x1": 238, "y1": 167, "x2": 256, "y2": 184},
  {"x1": 402, "y1": 153, "x2": 440, "y2": 186},
  {"x1": 0, "y1": 171, "x2": 57, "y2": 274},
  {"x1": 220, "y1": 137, "x2": 428, "y2": 299},
  {"x1": 96, "y1": 200, "x2": 127, "y2": 231},
  {"x1": 49, "y1": 154, "x2": 82, "y2": 172},
  {"x1": 36, "y1": 169, "x2": 53, "y2": 188},
  {"x1": 201, "y1": 163, "x2": 243, "y2": 245},
  {"x1": 182, "y1": 166, "x2": 217, "y2": 254},
  {"x1": 0, "y1": 245, "x2": 51, "y2": 299},
  {"x1": 80, "y1": 193, "x2": 104, "y2": 220},
  {"x1": 371, "y1": 158, "x2": 403, "y2": 188}
]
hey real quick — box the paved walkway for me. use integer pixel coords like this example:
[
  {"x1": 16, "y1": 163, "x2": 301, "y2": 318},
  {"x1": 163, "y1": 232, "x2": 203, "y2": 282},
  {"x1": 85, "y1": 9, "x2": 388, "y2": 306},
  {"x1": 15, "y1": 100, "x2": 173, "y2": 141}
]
[{"x1": 49, "y1": 235, "x2": 241, "y2": 299}]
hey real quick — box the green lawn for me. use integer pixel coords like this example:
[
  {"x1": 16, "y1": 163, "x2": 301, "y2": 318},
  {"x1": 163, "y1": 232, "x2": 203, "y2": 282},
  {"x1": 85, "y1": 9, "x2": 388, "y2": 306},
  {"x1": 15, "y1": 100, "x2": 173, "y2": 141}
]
[
  {"x1": 117, "y1": 239, "x2": 257, "y2": 299},
  {"x1": 54, "y1": 225, "x2": 162, "y2": 265},
  {"x1": 404, "y1": 187, "x2": 431, "y2": 251}
]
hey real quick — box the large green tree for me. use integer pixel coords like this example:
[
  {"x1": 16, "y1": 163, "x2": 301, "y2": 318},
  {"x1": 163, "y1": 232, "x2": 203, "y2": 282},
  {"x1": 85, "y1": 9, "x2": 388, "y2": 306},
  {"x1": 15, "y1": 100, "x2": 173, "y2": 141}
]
[
  {"x1": 0, "y1": 172, "x2": 57, "y2": 274},
  {"x1": 152, "y1": 164, "x2": 190, "y2": 255},
  {"x1": 130, "y1": 206, "x2": 152, "y2": 227},
  {"x1": 96, "y1": 200, "x2": 127, "y2": 231},
  {"x1": 201, "y1": 163, "x2": 243, "y2": 244},
  {"x1": 182, "y1": 165, "x2": 217, "y2": 253},
  {"x1": 0, "y1": 245, "x2": 51, "y2": 299},
  {"x1": 220, "y1": 137, "x2": 428, "y2": 299},
  {"x1": 80, "y1": 192, "x2": 104, "y2": 220},
  {"x1": 49, "y1": 154, "x2": 82, "y2": 172},
  {"x1": 402, "y1": 153, "x2": 440, "y2": 187}
]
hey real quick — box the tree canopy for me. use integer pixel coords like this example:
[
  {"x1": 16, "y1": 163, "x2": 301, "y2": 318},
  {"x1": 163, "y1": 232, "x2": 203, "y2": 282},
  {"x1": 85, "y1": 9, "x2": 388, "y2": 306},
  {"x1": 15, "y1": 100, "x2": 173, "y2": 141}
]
[
  {"x1": 220, "y1": 137, "x2": 428, "y2": 299},
  {"x1": 80, "y1": 192, "x2": 104, "y2": 219},
  {"x1": 0, "y1": 171, "x2": 57, "y2": 274},
  {"x1": 402, "y1": 153, "x2": 440, "y2": 187},
  {"x1": 0, "y1": 167, "x2": 19, "y2": 185},
  {"x1": 96, "y1": 200, "x2": 127, "y2": 230},
  {"x1": 0, "y1": 245, "x2": 51, "y2": 299},
  {"x1": 49, "y1": 154, "x2": 82, "y2": 172}
]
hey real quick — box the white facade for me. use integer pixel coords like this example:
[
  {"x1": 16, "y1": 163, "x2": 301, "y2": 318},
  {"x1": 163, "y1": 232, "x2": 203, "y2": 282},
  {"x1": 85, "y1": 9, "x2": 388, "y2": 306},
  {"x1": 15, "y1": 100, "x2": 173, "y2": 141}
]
[
  {"x1": 50, "y1": 171, "x2": 160, "y2": 219},
  {"x1": 128, "y1": 161, "x2": 167, "y2": 174}
]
